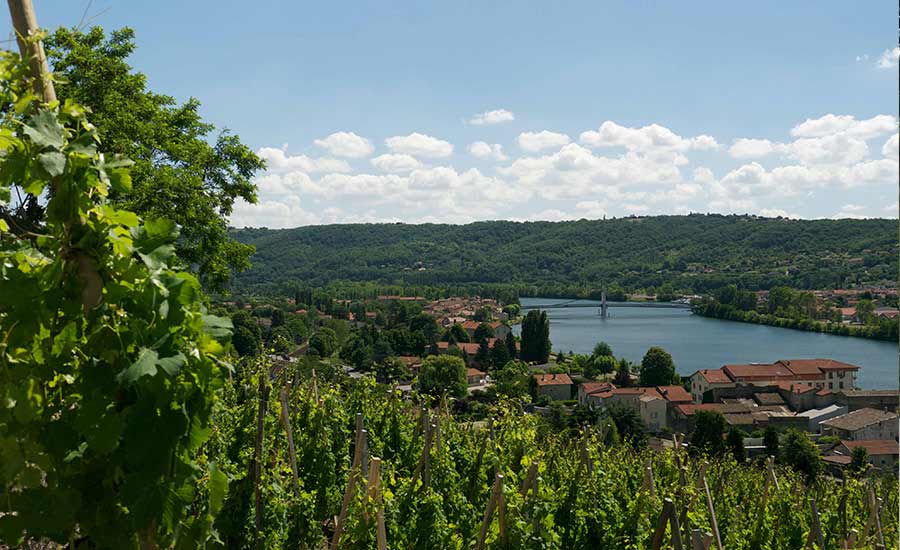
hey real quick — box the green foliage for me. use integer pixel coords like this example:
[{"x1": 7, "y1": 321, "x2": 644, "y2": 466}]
[
  {"x1": 521, "y1": 310, "x2": 551, "y2": 363},
  {"x1": 0, "y1": 61, "x2": 230, "y2": 547},
  {"x1": 592, "y1": 341, "x2": 613, "y2": 357},
  {"x1": 779, "y1": 429, "x2": 821, "y2": 483},
  {"x1": 229, "y1": 215, "x2": 898, "y2": 294},
  {"x1": 493, "y1": 360, "x2": 531, "y2": 399},
  {"x1": 690, "y1": 411, "x2": 726, "y2": 457},
  {"x1": 418, "y1": 355, "x2": 467, "y2": 398},
  {"x1": 309, "y1": 327, "x2": 338, "y2": 357},
  {"x1": 763, "y1": 425, "x2": 780, "y2": 458},
  {"x1": 849, "y1": 446, "x2": 869, "y2": 475},
  {"x1": 726, "y1": 427, "x2": 746, "y2": 462},
  {"x1": 42, "y1": 27, "x2": 264, "y2": 291},
  {"x1": 605, "y1": 403, "x2": 647, "y2": 448},
  {"x1": 473, "y1": 322, "x2": 495, "y2": 342},
  {"x1": 638, "y1": 347, "x2": 677, "y2": 386}
]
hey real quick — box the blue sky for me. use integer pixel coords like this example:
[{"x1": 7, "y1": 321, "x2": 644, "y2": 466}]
[{"x1": 6, "y1": 1, "x2": 899, "y2": 226}]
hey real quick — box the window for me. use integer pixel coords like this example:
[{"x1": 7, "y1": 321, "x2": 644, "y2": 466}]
[
  {"x1": 828, "y1": 382, "x2": 833, "y2": 389},
  {"x1": 839, "y1": 382, "x2": 844, "y2": 389},
  {"x1": 828, "y1": 372, "x2": 833, "y2": 379}
]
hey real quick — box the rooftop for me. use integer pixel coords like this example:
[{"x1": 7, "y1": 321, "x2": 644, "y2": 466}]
[
  {"x1": 534, "y1": 373, "x2": 573, "y2": 386},
  {"x1": 820, "y1": 408, "x2": 898, "y2": 432},
  {"x1": 724, "y1": 363, "x2": 794, "y2": 380},
  {"x1": 656, "y1": 385, "x2": 692, "y2": 403},
  {"x1": 694, "y1": 369, "x2": 731, "y2": 384},
  {"x1": 840, "y1": 439, "x2": 900, "y2": 456},
  {"x1": 581, "y1": 382, "x2": 616, "y2": 396},
  {"x1": 782, "y1": 359, "x2": 859, "y2": 372}
]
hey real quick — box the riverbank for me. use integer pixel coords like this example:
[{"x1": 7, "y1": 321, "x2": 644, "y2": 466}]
[{"x1": 691, "y1": 305, "x2": 898, "y2": 342}]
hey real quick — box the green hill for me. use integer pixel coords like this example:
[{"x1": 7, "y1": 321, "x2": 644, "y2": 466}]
[{"x1": 230, "y1": 214, "x2": 897, "y2": 294}]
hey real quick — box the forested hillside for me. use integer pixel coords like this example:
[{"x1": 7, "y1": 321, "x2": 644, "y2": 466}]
[{"x1": 231, "y1": 215, "x2": 897, "y2": 294}]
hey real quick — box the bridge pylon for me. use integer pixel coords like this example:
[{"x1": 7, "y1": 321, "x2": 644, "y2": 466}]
[{"x1": 599, "y1": 289, "x2": 609, "y2": 318}]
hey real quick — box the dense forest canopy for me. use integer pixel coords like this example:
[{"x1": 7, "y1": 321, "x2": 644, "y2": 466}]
[{"x1": 230, "y1": 215, "x2": 897, "y2": 295}]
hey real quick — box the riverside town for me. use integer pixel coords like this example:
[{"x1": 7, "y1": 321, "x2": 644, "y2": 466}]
[{"x1": 1, "y1": 1, "x2": 898, "y2": 549}]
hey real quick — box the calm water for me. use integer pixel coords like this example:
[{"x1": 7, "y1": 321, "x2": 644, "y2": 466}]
[{"x1": 518, "y1": 298, "x2": 898, "y2": 389}]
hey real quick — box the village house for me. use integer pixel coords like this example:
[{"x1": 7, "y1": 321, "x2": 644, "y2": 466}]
[
  {"x1": 820, "y1": 408, "x2": 899, "y2": 441},
  {"x1": 533, "y1": 373, "x2": 573, "y2": 401},
  {"x1": 578, "y1": 383, "x2": 691, "y2": 432},
  {"x1": 466, "y1": 368, "x2": 486, "y2": 386},
  {"x1": 796, "y1": 404, "x2": 848, "y2": 433},
  {"x1": 836, "y1": 389, "x2": 900, "y2": 412},
  {"x1": 834, "y1": 440, "x2": 899, "y2": 470},
  {"x1": 460, "y1": 320, "x2": 511, "y2": 342},
  {"x1": 688, "y1": 359, "x2": 860, "y2": 403}
]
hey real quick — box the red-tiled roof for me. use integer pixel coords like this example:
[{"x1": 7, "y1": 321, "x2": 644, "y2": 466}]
[
  {"x1": 534, "y1": 373, "x2": 573, "y2": 386},
  {"x1": 822, "y1": 455, "x2": 852, "y2": 465},
  {"x1": 723, "y1": 363, "x2": 794, "y2": 380},
  {"x1": 694, "y1": 369, "x2": 732, "y2": 384},
  {"x1": 461, "y1": 320, "x2": 481, "y2": 330},
  {"x1": 656, "y1": 385, "x2": 692, "y2": 403},
  {"x1": 581, "y1": 382, "x2": 616, "y2": 396},
  {"x1": 674, "y1": 403, "x2": 753, "y2": 416},
  {"x1": 775, "y1": 382, "x2": 818, "y2": 394},
  {"x1": 778, "y1": 360, "x2": 825, "y2": 377},
  {"x1": 840, "y1": 439, "x2": 899, "y2": 456},
  {"x1": 466, "y1": 368, "x2": 485, "y2": 377},
  {"x1": 804, "y1": 359, "x2": 860, "y2": 372}
]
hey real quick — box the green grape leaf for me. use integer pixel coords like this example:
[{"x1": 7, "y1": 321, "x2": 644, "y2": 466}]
[
  {"x1": 201, "y1": 314, "x2": 232, "y2": 338},
  {"x1": 138, "y1": 244, "x2": 175, "y2": 270},
  {"x1": 38, "y1": 151, "x2": 66, "y2": 176},
  {"x1": 157, "y1": 352, "x2": 186, "y2": 376},
  {"x1": 207, "y1": 461, "x2": 228, "y2": 516},
  {"x1": 23, "y1": 111, "x2": 65, "y2": 149},
  {"x1": 117, "y1": 347, "x2": 159, "y2": 384}
]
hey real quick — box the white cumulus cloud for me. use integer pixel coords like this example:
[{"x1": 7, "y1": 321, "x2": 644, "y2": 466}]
[
  {"x1": 385, "y1": 133, "x2": 454, "y2": 158},
  {"x1": 517, "y1": 131, "x2": 571, "y2": 152},
  {"x1": 257, "y1": 147, "x2": 351, "y2": 173},
  {"x1": 370, "y1": 154, "x2": 421, "y2": 173},
  {"x1": 790, "y1": 114, "x2": 897, "y2": 140},
  {"x1": 468, "y1": 109, "x2": 515, "y2": 126},
  {"x1": 882, "y1": 133, "x2": 899, "y2": 161},
  {"x1": 313, "y1": 131, "x2": 374, "y2": 158},
  {"x1": 580, "y1": 121, "x2": 718, "y2": 152},
  {"x1": 468, "y1": 141, "x2": 508, "y2": 161},
  {"x1": 877, "y1": 47, "x2": 899, "y2": 69},
  {"x1": 728, "y1": 138, "x2": 785, "y2": 159}
]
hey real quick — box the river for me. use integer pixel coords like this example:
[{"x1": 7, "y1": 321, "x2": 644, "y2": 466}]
[{"x1": 517, "y1": 298, "x2": 898, "y2": 389}]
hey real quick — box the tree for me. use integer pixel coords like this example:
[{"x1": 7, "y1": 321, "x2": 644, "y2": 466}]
[
  {"x1": 444, "y1": 323, "x2": 469, "y2": 343},
  {"x1": 418, "y1": 355, "x2": 467, "y2": 398},
  {"x1": 605, "y1": 403, "x2": 647, "y2": 448},
  {"x1": 233, "y1": 325, "x2": 261, "y2": 357},
  {"x1": 473, "y1": 322, "x2": 495, "y2": 342},
  {"x1": 271, "y1": 308, "x2": 285, "y2": 328},
  {"x1": 505, "y1": 332, "x2": 518, "y2": 359},
  {"x1": 375, "y1": 357, "x2": 410, "y2": 384},
  {"x1": 269, "y1": 326, "x2": 293, "y2": 354},
  {"x1": 592, "y1": 341, "x2": 613, "y2": 357},
  {"x1": 726, "y1": 427, "x2": 746, "y2": 462},
  {"x1": 779, "y1": 429, "x2": 821, "y2": 483},
  {"x1": 613, "y1": 358, "x2": 632, "y2": 387},
  {"x1": 490, "y1": 337, "x2": 511, "y2": 370},
  {"x1": 690, "y1": 411, "x2": 726, "y2": 457},
  {"x1": 763, "y1": 425, "x2": 780, "y2": 458},
  {"x1": 639, "y1": 347, "x2": 677, "y2": 386},
  {"x1": 475, "y1": 338, "x2": 491, "y2": 366},
  {"x1": 43, "y1": 27, "x2": 265, "y2": 290},
  {"x1": 309, "y1": 328, "x2": 338, "y2": 357},
  {"x1": 849, "y1": 446, "x2": 869, "y2": 475},
  {"x1": 855, "y1": 299, "x2": 875, "y2": 324},
  {"x1": 494, "y1": 360, "x2": 530, "y2": 399},
  {"x1": 521, "y1": 310, "x2": 551, "y2": 363}
]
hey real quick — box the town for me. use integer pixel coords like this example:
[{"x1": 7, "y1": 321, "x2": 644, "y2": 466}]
[{"x1": 225, "y1": 291, "x2": 900, "y2": 477}]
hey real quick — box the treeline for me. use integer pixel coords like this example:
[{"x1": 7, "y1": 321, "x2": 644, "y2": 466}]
[
  {"x1": 692, "y1": 285, "x2": 899, "y2": 341},
  {"x1": 230, "y1": 215, "x2": 897, "y2": 294}
]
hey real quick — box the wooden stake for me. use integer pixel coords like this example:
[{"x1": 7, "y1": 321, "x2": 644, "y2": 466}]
[
  {"x1": 651, "y1": 498, "x2": 683, "y2": 550},
  {"x1": 278, "y1": 387, "x2": 300, "y2": 492},
  {"x1": 700, "y1": 464, "x2": 722, "y2": 550},
  {"x1": 411, "y1": 421, "x2": 433, "y2": 489},
  {"x1": 475, "y1": 473, "x2": 504, "y2": 550},
  {"x1": 331, "y1": 426, "x2": 365, "y2": 550},
  {"x1": 691, "y1": 529, "x2": 714, "y2": 550},
  {"x1": 643, "y1": 459, "x2": 656, "y2": 500},
  {"x1": 6, "y1": 0, "x2": 56, "y2": 103},
  {"x1": 498, "y1": 473, "x2": 507, "y2": 547},
  {"x1": 366, "y1": 457, "x2": 387, "y2": 550},
  {"x1": 520, "y1": 460, "x2": 539, "y2": 498},
  {"x1": 253, "y1": 375, "x2": 269, "y2": 548},
  {"x1": 806, "y1": 496, "x2": 824, "y2": 550},
  {"x1": 310, "y1": 368, "x2": 321, "y2": 405}
]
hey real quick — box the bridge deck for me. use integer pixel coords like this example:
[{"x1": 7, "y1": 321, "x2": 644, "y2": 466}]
[{"x1": 521, "y1": 302, "x2": 690, "y2": 309}]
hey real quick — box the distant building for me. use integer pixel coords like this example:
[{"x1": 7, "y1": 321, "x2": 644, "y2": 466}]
[
  {"x1": 796, "y1": 404, "x2": 848, "y2": 433},
  {"x1": 836, "y1": 389, "x2": 899, "y2": 412},
  {"x1": 835, "y1": 440, "x2": 899, "y2": 470},
  {"x1": 466, "y1": 368, "x2": 486, "y2": 386},
  {"x1": 820, "y1": 408, "x2": 899, "y2": 441},
  {"x1": 688, "y1": 358, "x2": 860, "y2": 403},
  {"x1": 533, "y1": 373, "x2": 573, "y2": 401}
]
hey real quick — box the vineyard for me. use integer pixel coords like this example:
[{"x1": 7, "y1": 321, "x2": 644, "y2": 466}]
[{"x1": 204, "y1": 364, "x2": 899, "y2": 550}]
